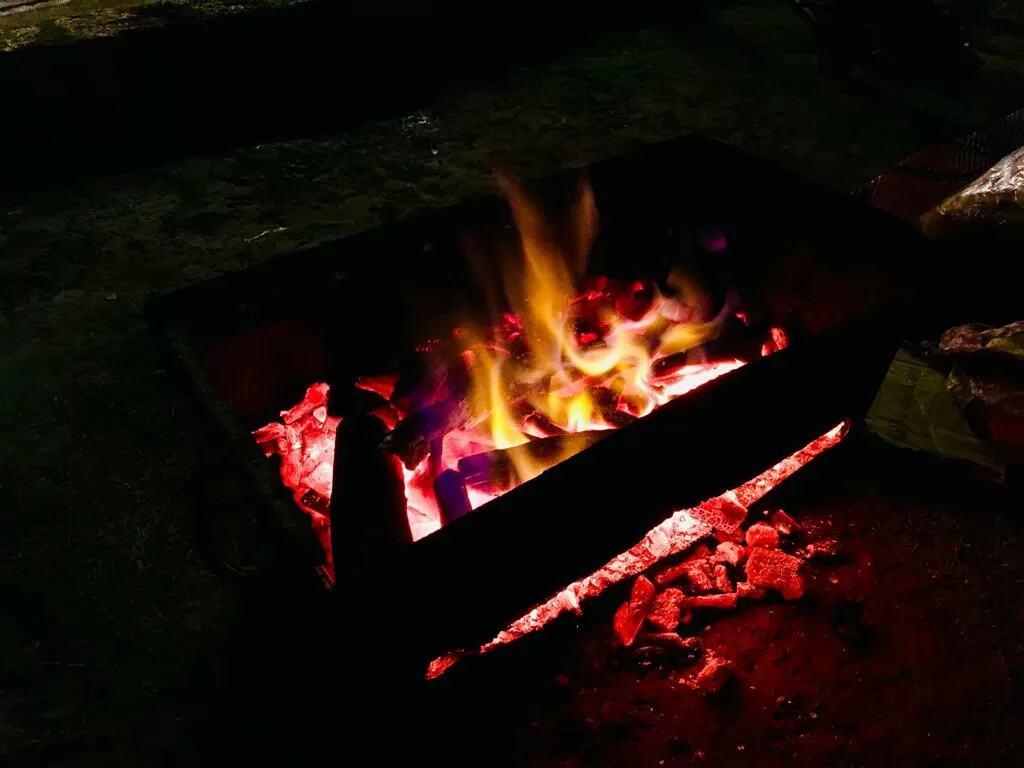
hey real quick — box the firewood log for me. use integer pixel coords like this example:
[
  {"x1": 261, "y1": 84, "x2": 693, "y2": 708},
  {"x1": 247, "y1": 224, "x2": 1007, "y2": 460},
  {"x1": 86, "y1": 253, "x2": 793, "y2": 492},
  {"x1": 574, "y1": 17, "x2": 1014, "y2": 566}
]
[
  {"x1": 382, "y1": 397, "x2": 471, "y2": 469},
  {"x1": 458, "y1": 431, "x2": 607, "y2": 493}
]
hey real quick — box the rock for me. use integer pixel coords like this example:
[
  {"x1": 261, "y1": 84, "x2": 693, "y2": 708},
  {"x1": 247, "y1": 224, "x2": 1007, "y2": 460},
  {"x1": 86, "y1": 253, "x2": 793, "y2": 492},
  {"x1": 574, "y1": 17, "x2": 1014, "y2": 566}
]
[
  {"x1": 745, "y1": 523, "x2": 780, "y2": 549},
  {"x1": 613, "y1": 575, "x2": 657, "y2": 646},
  {"x1": 736, "y1": 582, "x2": 767, "y2": 600},
  {"x1": 770, "y1": 509, "x2": 800, "y2": 535},
  {"x1": 647, "y1": 587, "x2": 686, "y2": 632},
  {"x1": 686, "y1": 560, "x2": 716, "y2": 593},
  {"x1": 655, "y1": 558, "x2": 715, "y2": 592},
  {"x1": 744, "y1": 547, "x2": 805, "y2": 600},
  {"x1": 714, "y1": 541, "x2": 746, "y2": 566},
  {"x1": 686, "y1": 654, "x2": 732, "y2": 694},
  {"x1": 680, "y1": 592, "x2": 738, "y2": 610},
  {"x1": 806, "y1": 538, "x2": 841, "y2": 559},
  {"x1": 712, "y1": 528, "x2": 744, "y2": 544},
  {"x1": 713, "y1": 563, "x2": 733, "y2": 593}
]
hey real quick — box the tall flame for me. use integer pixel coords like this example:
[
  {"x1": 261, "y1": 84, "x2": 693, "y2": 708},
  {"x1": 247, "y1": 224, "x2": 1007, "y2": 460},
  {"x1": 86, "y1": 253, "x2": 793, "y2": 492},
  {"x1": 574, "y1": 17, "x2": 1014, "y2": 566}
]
[{"x1": 465, "y1": 177, "x2": 733, "y2": 488}]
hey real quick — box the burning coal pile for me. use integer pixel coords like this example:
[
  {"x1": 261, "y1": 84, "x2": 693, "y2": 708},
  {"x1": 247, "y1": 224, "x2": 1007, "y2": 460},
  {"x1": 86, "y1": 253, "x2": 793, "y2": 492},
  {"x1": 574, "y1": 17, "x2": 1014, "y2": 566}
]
[{"x1": 251, "y1": 177, "x2": 846, "y2": 674}]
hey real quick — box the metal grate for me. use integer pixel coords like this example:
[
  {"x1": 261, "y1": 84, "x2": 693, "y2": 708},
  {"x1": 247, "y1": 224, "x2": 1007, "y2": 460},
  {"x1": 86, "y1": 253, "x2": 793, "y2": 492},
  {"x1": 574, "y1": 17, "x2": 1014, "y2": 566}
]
[{"x1": 863, "y1": 107, "x2": 1024, "y2": 222}]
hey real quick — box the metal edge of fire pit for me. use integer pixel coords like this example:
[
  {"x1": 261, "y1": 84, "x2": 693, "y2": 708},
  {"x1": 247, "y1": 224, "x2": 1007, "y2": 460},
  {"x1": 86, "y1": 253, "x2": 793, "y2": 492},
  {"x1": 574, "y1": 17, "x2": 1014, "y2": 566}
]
[
  {"x1": 147, "y1": 321, "x2": 329, "y2": 582},
  {"x1": 145, "y1": 134, "x2": 942, "y2": 647},
  {"x1": 383, "y1": 309, "x2": 924, "y2": 665}
]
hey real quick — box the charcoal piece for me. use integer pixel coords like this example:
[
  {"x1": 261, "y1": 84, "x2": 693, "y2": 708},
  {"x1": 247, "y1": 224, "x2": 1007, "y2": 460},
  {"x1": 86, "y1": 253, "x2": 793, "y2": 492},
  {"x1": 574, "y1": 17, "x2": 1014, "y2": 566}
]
[
  {"x1": 591, "y1": 387, "x2": 638, "y2": 428},
  {"x1": 280, "y1": 382, "x2": 330, "y2": 425},
  {"x1": 298, "y1": 488, "x2": 331, "y2": 517},
  {"x1": 655, "y1": 558, "x2": 715, "y2": 592},
  {"x1": 523, "y1": 411, "x2": 565, "y2": 438},
  {"x1": 647, "y1": 587, "x2": 685, "y2": 632},
  {"x1": 613, "y1": 576, "x2": 656, "y2": 647},
  {"x1": 330, "y1": 413, "x2": 410, "y2": 584},
  {"x1": 745, "y1": 523, "x2": 780, "y2": 549},
  {"x1": 458, "y1": 431, "x2": 608, "y2": 494},
  {"x1": 371, "y1": 404, "x2": 402, "y2": 432},
  {"x1": 435, "y1": 469, "x2": 473, "y2": 525},
  {"x1": 712, "y1": 563, "x2": 733, "y2": 594},
  {"x1": 736, "y1": 582, "x2": 766, "y2": 600},
  {"x1": 687, "y1": 654, "x2": 732, "y2": 694},
  {"x1": 253, "y1": 421, "x2": 289, "y2": 453},
  {"x1": 688, "y1": 561, "x2": 717, "y2": 593},
  {"x1": 806, "y1": 538, "x2": 840, "y2": 559},
  {"x1": 680, "y1": 592, "x2": 738, "y2": 610},
  {"x1": 745, "y1": 547, "x2": 805, "y2": 600},
  {"x1": 390, "y1": 346, "x2": 470, "y2": 413},
  {"x1": 649, "y1": 351, "x2": 693, "y2": 381},
  {"x1": 770, "y1": 509, "x2": 800, "y2": 535},
  {"x1": 383, "y1": 397, "x2": 471, "y2": 470},
  {"x1": 714, "y1": 541, "x2": 746, "y2": 566}
]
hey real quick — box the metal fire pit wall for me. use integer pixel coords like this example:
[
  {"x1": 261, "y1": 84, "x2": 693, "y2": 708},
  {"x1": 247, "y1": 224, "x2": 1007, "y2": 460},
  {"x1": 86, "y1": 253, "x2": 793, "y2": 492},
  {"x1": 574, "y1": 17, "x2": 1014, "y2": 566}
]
[{"x1": 147, "y1": 135, "x2": 937, "y2": 657}]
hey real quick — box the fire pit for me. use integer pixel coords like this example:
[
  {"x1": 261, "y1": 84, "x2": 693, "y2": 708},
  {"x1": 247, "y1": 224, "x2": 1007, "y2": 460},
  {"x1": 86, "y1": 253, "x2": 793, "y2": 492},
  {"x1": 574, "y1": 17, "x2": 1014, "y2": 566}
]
[{"x1": 147, "y1": 135, "x2": 931, "y2": 675}]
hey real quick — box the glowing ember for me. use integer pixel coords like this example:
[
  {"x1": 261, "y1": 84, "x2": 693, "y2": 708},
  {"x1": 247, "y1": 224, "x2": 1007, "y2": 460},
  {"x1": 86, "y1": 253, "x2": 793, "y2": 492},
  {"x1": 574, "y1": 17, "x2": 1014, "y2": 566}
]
[
  {"x1": 426, "y1": 422, "x2": 845, "y2": 677},
  {"x1": 251, "y1": 176, "x2": 848, "y2": 674}
]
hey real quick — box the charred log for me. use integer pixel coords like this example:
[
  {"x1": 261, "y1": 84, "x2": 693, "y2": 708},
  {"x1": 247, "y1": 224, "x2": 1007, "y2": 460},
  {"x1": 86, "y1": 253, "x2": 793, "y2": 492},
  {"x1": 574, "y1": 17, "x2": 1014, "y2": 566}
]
[
  {"x1": 523, "y1": 411, "x2": 566, "y2": 438},
  {"x1": 458, "y1": 431, "x2": 608, "y2": 494},
  {"x1": 434, "y1": 469, "x2": 473, "y2": 524},
  {"x1": 390, "y1": 343, "x2": 470, "y2": 413},
  {"x1": 330, "y1": 413, "x2": 410, "y2": 584},
  {"x1": 382, "y1": 397, "x2": 471, "y2": 469}
]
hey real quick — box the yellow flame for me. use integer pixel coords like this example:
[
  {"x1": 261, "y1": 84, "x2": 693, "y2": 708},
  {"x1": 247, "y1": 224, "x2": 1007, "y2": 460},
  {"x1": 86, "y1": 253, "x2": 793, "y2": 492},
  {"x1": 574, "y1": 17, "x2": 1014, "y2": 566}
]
[
  {"x1": 465, "y1": 175, "x2": 729, "y2": 492},
  {"x1": 566, "y1": 392, "x2": 594, "y2": 433}
]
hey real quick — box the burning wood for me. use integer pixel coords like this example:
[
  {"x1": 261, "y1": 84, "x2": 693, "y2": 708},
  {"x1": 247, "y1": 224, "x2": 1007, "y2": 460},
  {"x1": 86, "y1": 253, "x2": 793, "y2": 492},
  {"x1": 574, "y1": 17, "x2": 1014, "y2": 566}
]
[
  {"x1": 434, "y1": 469, "x2": 472, "y2": 524},
  {"x1": 457, "y1": 431, "x2": 607, "y2": 494},
  {"x1": 383, "y1": 397, "x2": 471, "y2": 470},
  {"x1": 251, "y1": 172, "x2": 850, "y2": 671}
]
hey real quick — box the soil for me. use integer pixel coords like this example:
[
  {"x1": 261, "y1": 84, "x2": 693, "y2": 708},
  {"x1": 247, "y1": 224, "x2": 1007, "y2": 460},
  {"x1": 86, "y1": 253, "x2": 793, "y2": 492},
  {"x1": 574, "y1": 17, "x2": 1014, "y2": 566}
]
[
  {"x1": 3, "y1": 2, "x2": 1024, "y2": 765},
  {"x1": 193, "y1": 434, "x2": 1024, "y2": 767}
]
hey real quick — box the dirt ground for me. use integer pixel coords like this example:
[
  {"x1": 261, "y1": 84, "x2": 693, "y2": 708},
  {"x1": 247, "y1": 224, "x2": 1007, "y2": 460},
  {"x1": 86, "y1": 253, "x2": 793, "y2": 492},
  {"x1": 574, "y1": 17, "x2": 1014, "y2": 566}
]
[
  {"x1": 2, "y1": 2, "x2": 1024, "y2": 765},
  {"x1": 191, "y1": 434, "x2": 1024, "y2": 767}
]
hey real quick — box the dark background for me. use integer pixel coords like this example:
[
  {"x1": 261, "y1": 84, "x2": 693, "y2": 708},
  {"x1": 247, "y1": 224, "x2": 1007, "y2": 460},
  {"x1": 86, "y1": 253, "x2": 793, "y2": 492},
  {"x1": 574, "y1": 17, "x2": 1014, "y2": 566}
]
[{"x1": 2, "y1": 1, "x2": 1023, "y2": 764}]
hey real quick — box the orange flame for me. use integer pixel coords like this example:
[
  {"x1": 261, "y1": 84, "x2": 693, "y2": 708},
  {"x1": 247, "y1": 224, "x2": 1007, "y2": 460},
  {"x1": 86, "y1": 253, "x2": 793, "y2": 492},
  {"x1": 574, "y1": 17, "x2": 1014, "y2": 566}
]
[{"x1": 464, "y1": 177, "x2": 733, "y2": 489}]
